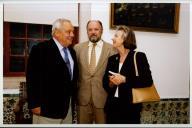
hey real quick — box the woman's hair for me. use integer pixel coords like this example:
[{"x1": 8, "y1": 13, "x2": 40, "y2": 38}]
[
  {"x1": 116, "y1": 25, "x2": 137, "y2": 50},
  {"x1": 52, "y1": 18, "x2": 71, "y2": 36}
]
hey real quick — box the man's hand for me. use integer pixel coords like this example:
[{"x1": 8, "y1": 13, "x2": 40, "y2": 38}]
[{"x1": 32, "y1": 107, "x2": 41, "y2": 115}]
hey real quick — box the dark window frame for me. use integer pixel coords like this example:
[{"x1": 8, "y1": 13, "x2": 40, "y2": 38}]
[{"x1": 3, "y1": 22, "x2": 79, "y2": 76}]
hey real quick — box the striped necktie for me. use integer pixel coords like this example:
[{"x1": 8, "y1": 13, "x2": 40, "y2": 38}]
[
  {"x1": 89, "y1": 43, "x2": 96, "y2": 75},
  {"x1": 63, "y1": 48, "x2": 72, "y2": 79}
]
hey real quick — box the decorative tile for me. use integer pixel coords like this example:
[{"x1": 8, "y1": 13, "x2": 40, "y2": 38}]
[
  {"x1": 3, "y1": 95, "x2": 189, "y2": 124},
  {"x1": 3, "y1": 97, "x2": 18, "y2": 124},
  {"x1": 140, "y1": 99, "x2": 189, "y2": 124}
]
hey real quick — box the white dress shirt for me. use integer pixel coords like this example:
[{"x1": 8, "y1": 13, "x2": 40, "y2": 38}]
[
  {"x1": 53, "y1": 38, "x2": 74, "y2": 79},
  {"x1": 114, "y1": 63, "x2": 123, "y2": 98}
]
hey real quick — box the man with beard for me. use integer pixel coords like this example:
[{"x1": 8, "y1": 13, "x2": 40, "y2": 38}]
[{"x1": 74, "y1": 20, "x2": 116, "y2": 123}]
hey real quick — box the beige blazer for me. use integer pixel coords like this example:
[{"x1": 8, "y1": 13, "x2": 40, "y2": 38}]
[{"x1": 74, "y1": 41, "x2": 116, "y2": 108}]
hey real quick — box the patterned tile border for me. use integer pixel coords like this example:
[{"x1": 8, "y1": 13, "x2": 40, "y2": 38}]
[{"x1": 3, "y1": 94, "x2": 190, "y2": 124}]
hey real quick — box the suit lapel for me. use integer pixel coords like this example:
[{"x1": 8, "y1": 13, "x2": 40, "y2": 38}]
[
  {"x1": 82, "y1": 41, "x2": 110, "y2": 75},
  {"x1": 81, "y1": 42, "x2": 90, "y2": 73},
  {"x1": 94, "y1": 42, "x2": 109, "y2": 74},
  {"x1": 49, "y1": 39, "x2": 71, "y2": 75},
  {"x1": 114, "y1": 54, "x2": 120, "y2": 73},
  {"x1": 120, "y1": 50, "x2": 134, "y2": 75},
  {"x1": 49, "y1": 39, "x2": 65, "y2": 64},
  {"x1": 51, "y1": 39, "x2": 75, "y2": 65}
]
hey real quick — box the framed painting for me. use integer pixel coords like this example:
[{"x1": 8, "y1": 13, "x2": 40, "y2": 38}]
[{"x1": 110, "y1": 3, "x2": 180, "y2": 33}]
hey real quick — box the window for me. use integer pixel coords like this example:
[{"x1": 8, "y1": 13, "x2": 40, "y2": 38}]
[{"x1": 3, "y1": 22, "x2": 79, "y2": 76}]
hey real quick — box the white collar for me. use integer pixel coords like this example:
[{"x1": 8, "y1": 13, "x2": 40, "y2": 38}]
[
  {"x1": 88, "y1": 40, "x2": 103, "y2": 48},
  {"x1": 53, "y1": 37, "x2": 64, "y2": 51}
]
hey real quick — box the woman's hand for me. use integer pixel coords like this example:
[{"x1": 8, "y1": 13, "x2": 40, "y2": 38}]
[
  {"x1": 108, "y1": 75, "x2": 115, "y2": 87},
  {"x1": 109, "y1": 73, "x2": 126, "y2": 86}
]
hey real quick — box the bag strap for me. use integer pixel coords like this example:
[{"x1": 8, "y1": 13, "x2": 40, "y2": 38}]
[{"x1": 134, "y1": 51, "x2": 139, "y2": 76}]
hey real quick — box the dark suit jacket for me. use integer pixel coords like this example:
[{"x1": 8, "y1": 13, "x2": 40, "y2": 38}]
[
  {"x1": 26, "y1": 38, "x2": 78, "y2": 119},
  {"x1": 103, "y1": 50, "x2": 153, "y2": 112}
]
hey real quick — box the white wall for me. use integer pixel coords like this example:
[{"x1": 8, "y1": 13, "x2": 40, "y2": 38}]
[
  {"x1": 3, "y1": 77, "x2": 26, "y2": 89},
  {"x1": 3, "y1": 3, "x2": 190, "y2": 98},
  {"x1": 79, "y1": 3, "x2": 190, "y2": 98},
  {"x1": 79, "y1": 3, "x2": 91, "y2": 42},
  {"x1": 4, "y1": 3, "x2": 79, "y2": 26}
]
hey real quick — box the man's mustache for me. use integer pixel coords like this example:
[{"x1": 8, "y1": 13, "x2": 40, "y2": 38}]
[{"x1": 90, "y1": 34, "x2": 97, "y2": 37}]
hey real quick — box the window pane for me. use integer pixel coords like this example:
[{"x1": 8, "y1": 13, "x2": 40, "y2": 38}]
[
  {"x1": 27, "y1": 40, "x2": 39, "y2": 54},
  {"x1": 10, "y1": 39, "x2": 25, "y2": 55},
  {"x1": 27, "y1": 24, "x2": 42, "y2": 38},
  {"x1": 43, "y1": 25, "x2": 52, "y2": 39},
  {"x1": 10, "y1": 57, "x2": 25, "y2": 72},
  {"x1": 10, "y1": 23, "x2": 26, "y2": 37}
]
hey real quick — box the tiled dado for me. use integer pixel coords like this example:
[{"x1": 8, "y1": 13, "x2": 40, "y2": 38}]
[
  {"x1": 3, "y1": 95, "x2": 189, "y2": 124},
  {"x1": 141, "y1": 98, "x2": 189, "y2": 124}
]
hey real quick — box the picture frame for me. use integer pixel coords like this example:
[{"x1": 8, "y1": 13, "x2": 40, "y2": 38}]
[{"x1": 110, "y1": 3, "x2": 180, "y2": 33}]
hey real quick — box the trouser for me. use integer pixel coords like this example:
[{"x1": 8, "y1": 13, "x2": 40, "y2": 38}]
[
  {"x1": 78, "y1": 100, "x2": 106, "y2": 124},
  {"x1": 33, "y1": 100, "x2": 72, "y2": 124}
]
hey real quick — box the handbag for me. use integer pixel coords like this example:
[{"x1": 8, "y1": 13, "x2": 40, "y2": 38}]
[{"x1": 132, "y1": 51, "x2": 160, "y2": 104}]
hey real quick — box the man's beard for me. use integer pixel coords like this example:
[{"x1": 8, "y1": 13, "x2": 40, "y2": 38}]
[{"x1": 89, "y1": 35, "x2": 101, "y2": 43}]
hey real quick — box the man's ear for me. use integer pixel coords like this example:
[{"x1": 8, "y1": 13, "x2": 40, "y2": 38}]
[
  {"x1": 101, "y1": 29, "x2": 103, "y2": 34},
  {"x1": 54, "y1": 30, "x2": 59, "y2": 37}
]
